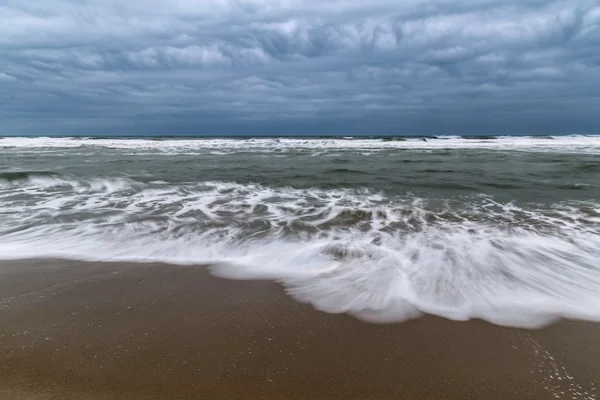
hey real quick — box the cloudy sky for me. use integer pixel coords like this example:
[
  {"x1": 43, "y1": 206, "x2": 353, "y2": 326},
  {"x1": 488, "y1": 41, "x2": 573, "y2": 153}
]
[{"x1": 1, "y1": 0, "x2": 599, "y2": 136}]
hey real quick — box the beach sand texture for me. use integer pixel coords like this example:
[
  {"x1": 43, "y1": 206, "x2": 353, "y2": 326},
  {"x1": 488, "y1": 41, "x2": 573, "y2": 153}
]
[{"x1": 0, "y1": 260, "x2": 598, "y2": 400}]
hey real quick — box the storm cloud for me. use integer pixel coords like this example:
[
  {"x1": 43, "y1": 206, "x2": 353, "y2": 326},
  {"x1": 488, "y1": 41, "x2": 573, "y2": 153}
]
[{"x1": 1, "y1": 0, "x2": 599, "y2": 135}]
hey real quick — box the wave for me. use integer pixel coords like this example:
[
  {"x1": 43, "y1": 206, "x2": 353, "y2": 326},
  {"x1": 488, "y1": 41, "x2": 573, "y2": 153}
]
[
  {"x1": 1, "y1": 178, "x2": 600, "y2": 328},
  {"x1": 2, "y1": 176, "x2": 598, "y2": 231},
  {"x1": 577, "y1": 163, "x2": 600, "y2": 172},
  {"x1": 460, "y1": 135, "x2": 497, "y2": 140},
  {"x1": 328, "y1": 168, "x2": 369, "y2": 174},
  {"x1": 2, "y1": 135, "x2": 600, "y2": 153},
  {"x1": 1, "y1": 218, "x2": 599, "y2": 329},
  {"x1": 0, "y1": 173, "x2": 139, "y2": 192},
  {"x1": 0, "y1": 170, "x2": 58, "y2": 182}
]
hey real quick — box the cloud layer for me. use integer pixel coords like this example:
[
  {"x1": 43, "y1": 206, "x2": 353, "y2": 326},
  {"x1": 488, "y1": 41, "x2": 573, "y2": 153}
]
[{"x1": 1, "y1": 0, "x2": 599, "y2": 135}]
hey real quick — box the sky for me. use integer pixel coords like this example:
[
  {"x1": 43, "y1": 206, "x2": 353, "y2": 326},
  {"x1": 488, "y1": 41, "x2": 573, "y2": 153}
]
[{"x1": 0, "y1": 0, "x2": 599, "y2": 136}]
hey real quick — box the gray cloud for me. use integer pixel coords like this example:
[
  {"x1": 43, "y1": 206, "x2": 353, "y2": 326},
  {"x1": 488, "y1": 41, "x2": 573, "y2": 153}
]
[{"x1": 0, "y1": 0, "x2": 599, "y2": 135}]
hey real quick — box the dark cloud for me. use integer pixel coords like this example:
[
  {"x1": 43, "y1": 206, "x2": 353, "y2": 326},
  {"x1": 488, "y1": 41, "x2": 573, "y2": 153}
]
[{"x1": 0, "y1": 0, "x2": 599, "y2": 135}]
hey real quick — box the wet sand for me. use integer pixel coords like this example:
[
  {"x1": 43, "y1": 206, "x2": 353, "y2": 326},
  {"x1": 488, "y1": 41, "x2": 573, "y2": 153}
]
[{"x1": 0, "y1": 260, "x2": 598, "y2": 400}]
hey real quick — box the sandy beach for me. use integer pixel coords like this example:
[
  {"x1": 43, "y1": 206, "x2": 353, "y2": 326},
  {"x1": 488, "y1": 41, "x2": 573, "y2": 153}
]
[{"x1": 0, "y1": 260, "x2": 598, "y2": 400}]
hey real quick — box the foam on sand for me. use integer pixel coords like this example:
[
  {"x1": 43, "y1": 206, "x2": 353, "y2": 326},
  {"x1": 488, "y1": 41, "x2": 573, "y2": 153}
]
[{"x1": 1, "y1": 177, "x2": 599, "y2": 328}]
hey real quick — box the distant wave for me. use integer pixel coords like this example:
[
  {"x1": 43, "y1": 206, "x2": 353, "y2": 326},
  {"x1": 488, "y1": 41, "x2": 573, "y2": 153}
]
[{"x1": 1, "y1": 135, "x2": 600, "y2": 154}]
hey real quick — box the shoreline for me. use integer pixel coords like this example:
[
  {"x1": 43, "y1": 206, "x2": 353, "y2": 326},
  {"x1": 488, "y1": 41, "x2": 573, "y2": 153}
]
[{"x1": 0, "y1": 259, "x2": 598, "y2": 399}]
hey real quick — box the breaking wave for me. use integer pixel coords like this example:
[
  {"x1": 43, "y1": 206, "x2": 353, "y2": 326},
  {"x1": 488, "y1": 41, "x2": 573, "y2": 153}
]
[
  {"x1": 1, "y1": 177, "x2": 600, "y2": 328},
  {"x1": 2, "y1": 135, "x2": 600, "y2": 154}
]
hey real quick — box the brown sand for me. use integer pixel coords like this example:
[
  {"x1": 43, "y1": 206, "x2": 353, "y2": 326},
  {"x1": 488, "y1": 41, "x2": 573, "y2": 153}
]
[{"x1": 0, "y1": 260, "x2": 598, "y2": 400}]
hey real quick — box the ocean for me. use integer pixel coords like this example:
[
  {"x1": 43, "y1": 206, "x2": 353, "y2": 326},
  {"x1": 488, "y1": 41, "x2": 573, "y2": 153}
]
[{"x1": 1, "y1": 135, "x2": 599, "y2": 328}]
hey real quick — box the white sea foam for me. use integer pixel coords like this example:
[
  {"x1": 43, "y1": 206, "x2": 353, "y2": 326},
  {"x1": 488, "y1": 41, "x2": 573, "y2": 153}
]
[
  {"x1": 1, "y1": 219, "x2": 599, "y2": 328},
  {"x1": 1, "y1": 179, "x2": 600, "y2": 328},
  {"x1": 1, "y1": 135, "x2": 600, "y2": 154}
]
